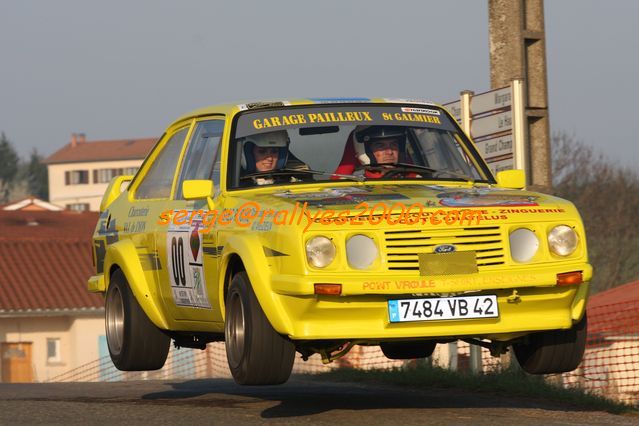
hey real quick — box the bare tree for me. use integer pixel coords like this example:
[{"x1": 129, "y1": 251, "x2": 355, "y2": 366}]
[{"x1": 552, "y1": 132, "x2": 639, "y2": 293}]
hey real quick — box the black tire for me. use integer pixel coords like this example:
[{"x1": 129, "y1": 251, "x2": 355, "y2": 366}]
[
  {"x1": 380, "y1": 340, "x2": 437, "y2": 360},
  {"x1": 225, "y1": 271, "x2": 295, "y2": 385},
  {"x1": 513, "y1": 314, "x2": 587, "y2": 374},
  {"x1": 105, "y1": 269, "x2": 170, "y2": 371}
]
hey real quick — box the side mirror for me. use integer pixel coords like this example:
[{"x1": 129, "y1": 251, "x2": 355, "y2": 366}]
[
  {"x1": 182, "y1": 180, "x2": 214, "y2": 200},
  {"x1": 496, "y1": 169, "x2": 526, "y2": 189}
]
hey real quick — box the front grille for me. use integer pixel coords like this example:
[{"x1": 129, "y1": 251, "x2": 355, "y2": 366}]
[{"x1": 383, "y1": 226, "x2": 505, "y2": 271}]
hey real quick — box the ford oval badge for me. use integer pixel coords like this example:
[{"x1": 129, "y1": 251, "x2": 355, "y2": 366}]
[{"x1": 434, "y1": 244, "x2": 457, "y2": 254}]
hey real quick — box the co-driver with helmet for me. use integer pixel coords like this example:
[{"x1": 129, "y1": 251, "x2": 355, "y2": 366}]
[{"x1": 239, "y1": 130, "x2": 309, "y2": 186}]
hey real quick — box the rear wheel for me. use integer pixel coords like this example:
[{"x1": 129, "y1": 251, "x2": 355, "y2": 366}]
[
  {"x1": 513, "y1": 314, "x2": 587, "y2": 374},
  {"x1": 380, "y1": 341, "x2": 437, "y2": 360},
  {"x1": 105, "y1": 269, "x2": 170, "y2": 370},
  {"x1": 225, "y1": 271, "x2": 295, "y2": 385}
]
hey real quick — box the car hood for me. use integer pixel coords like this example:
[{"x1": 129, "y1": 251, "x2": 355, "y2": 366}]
[
  {"x1": 236, "y1": 183, "x2": 579, "y2": 229},
  {"x1": 261, "y1": 184, "x2": 550, "y2": 206}
]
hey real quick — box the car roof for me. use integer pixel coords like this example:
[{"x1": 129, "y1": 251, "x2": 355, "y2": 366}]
[{"x1": 170, "y1": 97, "x2": 442, "y2": 127}]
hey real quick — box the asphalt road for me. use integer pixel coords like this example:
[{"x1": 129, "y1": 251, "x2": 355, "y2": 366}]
[{"x1": 0, "y1": 377, "x2": 637, "y2": 425}]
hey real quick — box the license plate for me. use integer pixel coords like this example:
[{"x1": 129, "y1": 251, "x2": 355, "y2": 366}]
[{"x1": 388, "y1": 295, "x2": 499, "y2": 323}]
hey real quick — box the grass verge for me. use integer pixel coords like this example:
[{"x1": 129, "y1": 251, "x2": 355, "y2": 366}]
[{"x1": 307, "y1": 362, "x2": 636, "y2": 415}]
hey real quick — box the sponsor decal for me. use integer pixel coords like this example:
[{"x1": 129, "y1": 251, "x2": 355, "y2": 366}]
[
  {"x1": 159, "y1": 201, "x2": 482, "y2": 233},
  {"x1": 383, "y1": 98, "x2": 436, "y2": 105},
  {"x1": 252, "y1": 111, "x2": 373, "y2": 130},
  {"x1": 237, "y1": 100, "x2": 291, "y2": 111},
  {"x1": 434, "y1": 187, "x2": 539, "y2": 207},
  {"x1": 94, "y1": 238, "x2": 107, "y2": 274},
  {"x1": 381, "y1": 112, "x2": 442, "y2": 125},
  {"x1": 400, "y1": 107, "x2": 440, "y2": 115},
  {"x1": 167, "y1": 211, "x2": 211, "y2": 309},
  {"x1": 190, "y1": 222, "x2": 201, "y2": 260},
  {"x1": 128, "y1": 206, "x2": 149, "y2": 217}
]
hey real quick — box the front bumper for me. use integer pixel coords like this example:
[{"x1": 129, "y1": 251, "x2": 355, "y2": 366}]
[{"x1": 263, "y1": 262, "x2": 591, "y2": 341}]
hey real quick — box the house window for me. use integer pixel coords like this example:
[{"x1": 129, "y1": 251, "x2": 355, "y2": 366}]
[
  {"x1": 66, "y1": 203, "x2": 90, "y2": 211},
  {"x1": 64, "y1": 170, "x2": 89, "y2": 185},
  {"x1": 93, "y1": 167, "x2": 139, "y2": 183},
  {"x1": 47, "y1": 338, "x2": 61, "y2": 363},
  {"x1": 123, "y1": 167, "x2": 139, "y2": 176}
]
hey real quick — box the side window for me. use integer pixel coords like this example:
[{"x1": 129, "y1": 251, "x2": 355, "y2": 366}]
[
  {"x1": 136, "y1": 127, "x2": 189, "y2": 199},
  {"x1": 210, "y1": 142, "x2": 223, "y2": 197},
  {"x1": 176, "y1": 119, "x2": 225, "y2": 199}
]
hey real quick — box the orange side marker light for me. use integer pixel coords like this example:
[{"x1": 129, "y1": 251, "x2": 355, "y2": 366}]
[
  {"x1": 556, "y1": 271, "x2": 583, "y2": 286},
  {"x1": 314, "y1": 284, "x2": 342, "y2": 295}
]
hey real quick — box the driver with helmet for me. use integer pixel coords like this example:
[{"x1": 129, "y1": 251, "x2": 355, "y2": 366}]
[{"x1": 333, "y1": 126, "x2": 411, "y2": 179}]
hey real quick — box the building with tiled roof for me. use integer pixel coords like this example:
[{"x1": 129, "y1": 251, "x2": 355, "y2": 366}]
[
  {"x1": 44, "y1": 134, "x2": 157, "y2": 212},
  {"x1": 588, "y1": 280, "x2": 639, "y2": 310},
  {"x1": 0, "y1": 210, "x2": 106, "y2": 382},
  {"x1": 2, "y1": 196, "x2": 64, "y2": 212},
  {"x1": 584, "y1": 279, "x2": 639, "y2": 337},
  {"x1": 562, "y1": 280, "x2": 639, "y2": 403}
]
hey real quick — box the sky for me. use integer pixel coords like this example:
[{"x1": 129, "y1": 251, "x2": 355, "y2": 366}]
[{"x1": 1, "y1": 0, "x2": 637, "y2": 169}]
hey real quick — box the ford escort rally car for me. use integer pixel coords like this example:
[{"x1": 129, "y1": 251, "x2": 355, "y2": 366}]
[{"x1": 89, "y1": 98, "x2": 591, "y2": 385}]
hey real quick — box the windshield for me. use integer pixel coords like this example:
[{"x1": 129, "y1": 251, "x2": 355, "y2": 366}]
[{"x1": 229, "y1": 104, "x2": 492, "y2": 188}]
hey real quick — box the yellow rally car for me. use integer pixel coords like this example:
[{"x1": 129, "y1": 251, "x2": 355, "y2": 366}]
[{"x1": 89, "y1": 98, "x2": 591, "y2": 385}]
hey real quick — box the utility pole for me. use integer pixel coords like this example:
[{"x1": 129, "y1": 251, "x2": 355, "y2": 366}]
[{"x1": 488, "y1": 0, "x2": 552, "y2": 191}]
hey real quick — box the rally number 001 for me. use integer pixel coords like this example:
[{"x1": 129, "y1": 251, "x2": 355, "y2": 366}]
[{"x1": 171, "y1": 236, "x2": 187, "y2": 286}]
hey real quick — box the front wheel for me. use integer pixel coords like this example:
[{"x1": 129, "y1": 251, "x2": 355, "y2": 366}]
[
  {"x1": 105, "y1": 269, "x2": 170, "y2": 370},
  {"x1": 225, "y1": 271, "x2": 295, "y2": 385},
  {"x1": 513, "y1": 314, "x2": 587, "y2": 374}
]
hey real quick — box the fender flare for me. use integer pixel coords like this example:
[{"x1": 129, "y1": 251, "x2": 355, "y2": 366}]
[
  {"x1": 222, "y1": 234, "x2": 293, "y2": 336},
  {"x1": 104, "y1": 239, "x2": 170, "y2": 330}
]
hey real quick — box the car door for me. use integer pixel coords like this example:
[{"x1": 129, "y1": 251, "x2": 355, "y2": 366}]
[
  {"x1": 129, "y1": 123, "x2": 192, "y2": 323},
  {"x1": 156, "y1": 117, "x2": 226, "y2": 323}
]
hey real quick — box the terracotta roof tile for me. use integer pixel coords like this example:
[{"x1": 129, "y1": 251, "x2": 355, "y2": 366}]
[
  {"x1": 586, "y1": 280, "x2": 639, "y2": 336},
  {"x1": 0, "y1": 239, "x2": 103, "y2": 311},
  {"x1": 588, "y1": 280, "x2": 639, "y2": 309},
  {"x1": 0, "y1": 211, "x2": 103, "y2": 312},
  {"x1": 0, "y1": 211, "x2": 98, "y2": 239},
  {"x1": 44, "y1": 137, "x2": 157, "y2": 164}
]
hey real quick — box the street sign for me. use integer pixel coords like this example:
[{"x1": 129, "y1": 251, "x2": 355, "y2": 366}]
[
  {"x1": 474, "y1": 134, "x2": 513, "y2": 160},
  {"x1": 443, "y1": 80, "x2": 525, "y2": 176},
  {"x1": 471, "y1": 110, "x2": 512, "y2": 139},
  {"x1": 442, "y1": 100, "x2": 461, "y2": 123},
  {"x1": 470, "y1": 86, "x2": 512, "y2": 116},
  {"x1": 486, "y1": 156, "x2": 514, "y2": 175}
]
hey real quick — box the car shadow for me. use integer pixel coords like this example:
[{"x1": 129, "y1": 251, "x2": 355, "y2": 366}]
[{"x1": 141, "y1": 376, "x2": 597, "y2": 419}]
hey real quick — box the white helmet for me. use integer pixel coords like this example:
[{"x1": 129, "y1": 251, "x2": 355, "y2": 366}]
[{"x1": 240, "y1": 130, "x2": 290, "y2": 172}]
